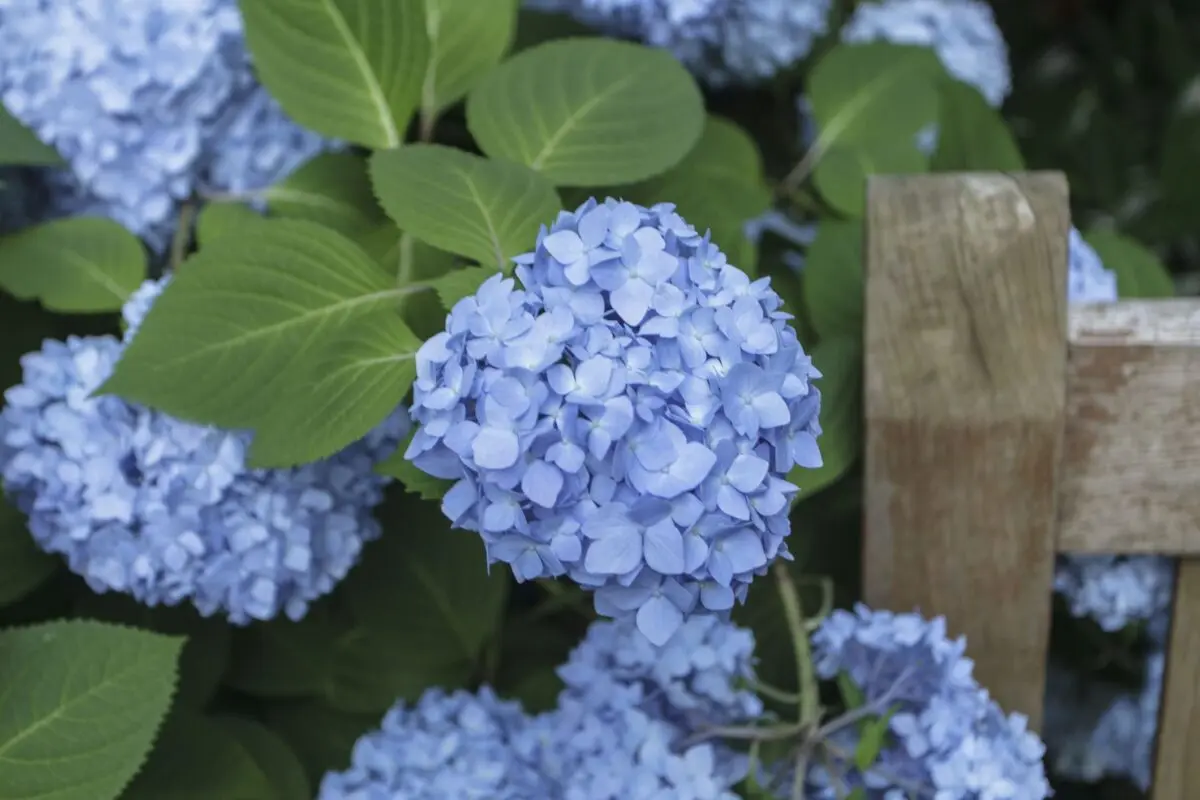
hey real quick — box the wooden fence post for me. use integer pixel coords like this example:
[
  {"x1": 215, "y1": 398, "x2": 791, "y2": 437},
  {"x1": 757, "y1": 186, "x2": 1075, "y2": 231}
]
[
  {"x1": 862, "y1": 172, "x2": 1068, "y2": 730},
  {"x1": 861, "y1": 173, "x2": 1200, "y2": 799}
]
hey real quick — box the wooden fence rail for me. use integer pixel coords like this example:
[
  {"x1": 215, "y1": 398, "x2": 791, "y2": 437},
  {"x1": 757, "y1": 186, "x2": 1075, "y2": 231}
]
[{"x1": 861, "y1": 172, "x2": 1200, "y2": 800}]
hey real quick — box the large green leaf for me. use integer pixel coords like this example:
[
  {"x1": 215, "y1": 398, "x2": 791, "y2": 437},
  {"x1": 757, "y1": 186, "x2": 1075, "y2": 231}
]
[
  {"x1": 264, "y1": 152, "x2": 386, "y2": 237},
  {"x1": 225, "y1": 608, "x2": 337, "y2": 699},
  {"x1": 70, "y1": 593, "x2": 230, "y2": 711},
  {"x1": 0, "y1": 217, "x2": 146, "y2": 313},
  {"x1": 803, "y1": 221, "x2": 864, "y2": 340},
  {"x1": 0, "y1": 107, "x2": 62, "y2": 166},
  {"x1": 1084, "y1": 229, "x2": 1176, "y2": 298},
  {"x1": 264, "y1": 701, "x2": 377, "y2": 789},
  {"x1": 123, "y1": 713, "x2": 275, "y2": 800},
  {"x1": 930, "y1": 77, "x2": 1024, "y2": 172},
  {"x1": 466, "y1": 38, "x2": 705, "y2": 186},
  {"x1": 218, "y1": 716, "x2": 311, "y2": 800},
  {"x1": 0, "y1": 621, "x2": 182, "y2": 800},
  {"x1": 238, "y1": 0, "x2": 428, "y2": 148},
  {"x1": 370, "y1": 144, "x2": 561, "y2": 269},
  {"x1": 0, "y1": 500, "x2": 57, "y2": 608},
  {"x1": 419, "y1": 0, "x2": 519, "y2": 119},
  {"x1": 195, "y1": 203, "x2": 269, "y2": 249},
  {"x1": 789, "y1": 336, "x2": 863, "y2": 498},
  {"x1": 621, "y1": 115, "x2": 771, "y2": 272},
  {"x1": 98, "y1": 220, "x2": 406, "y2": 431},
  {"x1": 323, "y1": 491, "x2": 509, "y2": 712},
  {"x1": 808, "y1": 43, "x2": 943, "y2": 148},
  {"x1": 247, "y1": 311, "x2": 422, "y2": 468},
  {"x1": 813, "y1": 140, "x2": 927, "y2": 218}
]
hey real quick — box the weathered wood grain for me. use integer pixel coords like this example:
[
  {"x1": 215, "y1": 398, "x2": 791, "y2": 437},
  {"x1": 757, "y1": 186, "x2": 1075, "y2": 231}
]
[
  {"x1": 1059, "y1": 301, "x2": 1200, "y2": 553},
  {"x1": 862, "y1": 173, "x2": 1068, "y2": 729},
  {"x1": 1152, "y1": 560, "x2": 1200, "y2": 800}
]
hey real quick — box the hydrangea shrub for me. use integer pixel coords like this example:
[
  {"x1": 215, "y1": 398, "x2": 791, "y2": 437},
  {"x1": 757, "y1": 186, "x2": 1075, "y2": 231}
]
[{"x1": 0, "y1": 1, "x2": 1182, "y2": 798}]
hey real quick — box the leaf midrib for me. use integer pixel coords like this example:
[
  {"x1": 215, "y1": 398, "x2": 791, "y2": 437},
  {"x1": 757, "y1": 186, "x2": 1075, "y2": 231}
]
[
  {"x1": 814, "y1": 61, "x2": 923, "y2": 160},
  {"x1": 529, "y1": 71, "x2": 639, "y2": 171},
  {"x1": 318, "y1": 0, "x2": 399, "y2": 148}
]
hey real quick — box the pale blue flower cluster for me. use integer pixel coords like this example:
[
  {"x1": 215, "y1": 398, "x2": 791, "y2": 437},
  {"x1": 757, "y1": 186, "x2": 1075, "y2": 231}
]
[
  {"x1": 1054, "y1": 554, "x2": 1175, "y2": 632},
  {"x1": 319, "y1": 615, "x2": 759, "y2": 799},
  {"x1": 841, "y1": 0, "x2": 1012, "y2": 108},
  {"x1": 806, "y1": 605, "x2": 1052, "y2": 799},
  {"x1": 406, "y1": 198, "x2": 824, "y2": 645},
  {"x1": 0, "y1": 0, "x2": 326, "y2": 249},
  {"x1": 0, "y1": 279, "x2": 405, "y2": 623},
  {"x1": 1066, "y1": 228, "x2": 1119, "y2": 305},
  {"x1": 1043, "y1": 610, "x2": 1170, "y2": 790},
  {"x1": 522, "y1": 0, "x2": 833, "y2": 85}
]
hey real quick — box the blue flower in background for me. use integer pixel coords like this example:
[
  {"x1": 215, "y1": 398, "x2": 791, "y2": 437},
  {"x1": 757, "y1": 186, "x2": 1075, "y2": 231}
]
[
  {"x1": 805, "y1": 605, "x2": 1052, "y2": 799},
  {"x1": 1066, "y1": 228, "x2": 1119, "y2": 304},
  {"x1": 317, "y1": 687, "x2": 546, "y2": 800},
  {"x1": 0, "y1": 0, "x2": 327, "y2": 249},
  {"x1": 841, "y1": 0, "x2": 1012, "y2": 108},
  {"x1": 522, "y1": 0, "x2": 834, "y2": 85},
  {"x1": 407, "y1": 198, "x2": 824, "y2": 645},
  {"x1": 0, "y1": 279, "x2": 405, "y2": 623},
  {"x1": 321, "y1": 615, "x2": 759, "y2": 799}
]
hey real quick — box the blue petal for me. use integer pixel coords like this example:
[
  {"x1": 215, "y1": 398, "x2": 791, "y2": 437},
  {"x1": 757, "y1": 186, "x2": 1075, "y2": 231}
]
[
  {"x1": 471, "y1": 426, "x2": 520, "y2": 469},
  {"x1": 611, "y1": 277, "x2": 654, "y2": 325},
  {"x1": 637, "y1": 594, "x2": 684, "y2": 646},
  {"x1": 521, "y1": 460, "x2": 563, "y2": 508},
  {"x1": 583, "y1": 527, "x2": 642, "y2": 575},
  {"x1": 643, "y1": 519, "x2": 685, "y2": 575},
  {"x1": 542, "y1": 229, "x2": 585, "y2": 264}
]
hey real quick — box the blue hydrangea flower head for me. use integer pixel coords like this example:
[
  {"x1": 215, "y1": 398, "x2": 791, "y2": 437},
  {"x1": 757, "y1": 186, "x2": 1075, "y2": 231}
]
[
  {"x1": 1054, "y1": 554, "x2": 1174, "y2": 632},
  {"x1": 0, "y1": 283, "x2": 406, "y2": 622},
  {"x1": 523, "y1": 0, "x2": 834, "y2": 85},
  {"x1": 841, "y1": 0, "x2": 1011, "y2": 108},
  {"x1": 806, "y1": 604, "x2": 1052, "y2": 798},
  {"x1": 407, "y1": 197, "x2": 824, "y2": 645},
  {"x1": 0, "y1": 0, "x2": 327, "y2": 249},
  {"x1": 318, "y1": 687, "x2": 547, "y2": 799},
  {"x1": 1066, "y1": 227, "x2": 1119, "y2": 304},
  {"x1": 557, "y1": 614, "x2": 763, "y2": 729},
  {"x1": 516, "y1": 615, "x2": 757, "y2": 798}
]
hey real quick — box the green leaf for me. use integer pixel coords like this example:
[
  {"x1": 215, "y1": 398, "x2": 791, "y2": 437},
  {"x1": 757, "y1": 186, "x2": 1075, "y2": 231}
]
[
  {"x1": 808, "y1": 43, "x2": 943, "y2": 149},
  {"x1": 930, "y1": 77, "x2": 1024, "y2": 172},
  {"x1": 98, "y1": 220, "x2": 405, "y2": 431},
  {"x1": 1083, "y1": 229, "x2": 1176, "y2": 298},
  {"x1": 264, "y1": 152, "x2": 386, "y2": 237},
  {"x1": 466, "y1": 38, "x2": 705, "y2": 186},
  {"x1": 0, "y1": 499, "x2": 57, "y2": 607},
  {"x1": 836, "y1": 671, "x2": 866, "y2": 710},
  {"x1": 803, "y1": 221, "x2": 864, "y2": 340},
  {"x1": 264, "y1": 701, "x2": 376, "y2": 789},
  {"x1": 123, "y1": 712, "x2": 275, "y2": 800},
  {"x1": 0, "y1": 620, "x2": 183, "y2": 800},
  {"x1": 195, "y1": 203, "x2": 268, "y2": 248},
  {"x1": 325, "y1": 492, "x2": 509, "y2": 711},
  {"x1": 846, "y1": 788, "x2": 867, "y2": 800},
  {"x1": 375, "y1": 432, "x2": 455, "y2": 501},
  {"x1": 790, "y1": 336, "x2": 863, "y2": 499},
  {"x1": 0, "y1": 216, "x2": 146, "y2": 313},
  {"x1": 370, "y1": 144, "x2": 561, "y2": 270},
  {"x1": 813, "y1": 140, "x2": 927, "y2": 218},
  {"x1": 70, "y1": 593, "x2": 230, "y2": 710},
  {"x1": 853, "y1": 709, "x2": 898, "y2": 772},
  {"x1": 238, "y1": 0, "x2": 429, "y2": 149},
  {"x1": 419, "y1": 0, "x2": 519, "y2": 118},
  {"x1": 217, "y1": 716, "x2": 311, "y2": 800},
  {"x1": 247, "y1": 311, "x2": 422, "y2": 468},
  {"x1": 0, "y1": 106, "x2": 62, "y2": 166},
  {"x1": 622, "y1": 116, "x2": 771, "y2": 272},
  {"x1": 226, "y1": 609, "x2": 337, "y2": 699}
]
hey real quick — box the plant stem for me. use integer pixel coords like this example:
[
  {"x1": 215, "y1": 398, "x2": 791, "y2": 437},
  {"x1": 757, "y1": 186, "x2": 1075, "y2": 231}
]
[{"x1": 773, "y1": 563, "x2": 821, "y2": 725}]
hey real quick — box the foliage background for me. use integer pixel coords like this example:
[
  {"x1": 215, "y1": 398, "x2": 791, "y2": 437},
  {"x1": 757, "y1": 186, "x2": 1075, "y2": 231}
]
[{"x1": 0, "y1": 0, "x2": 1193, "y2": 798}]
